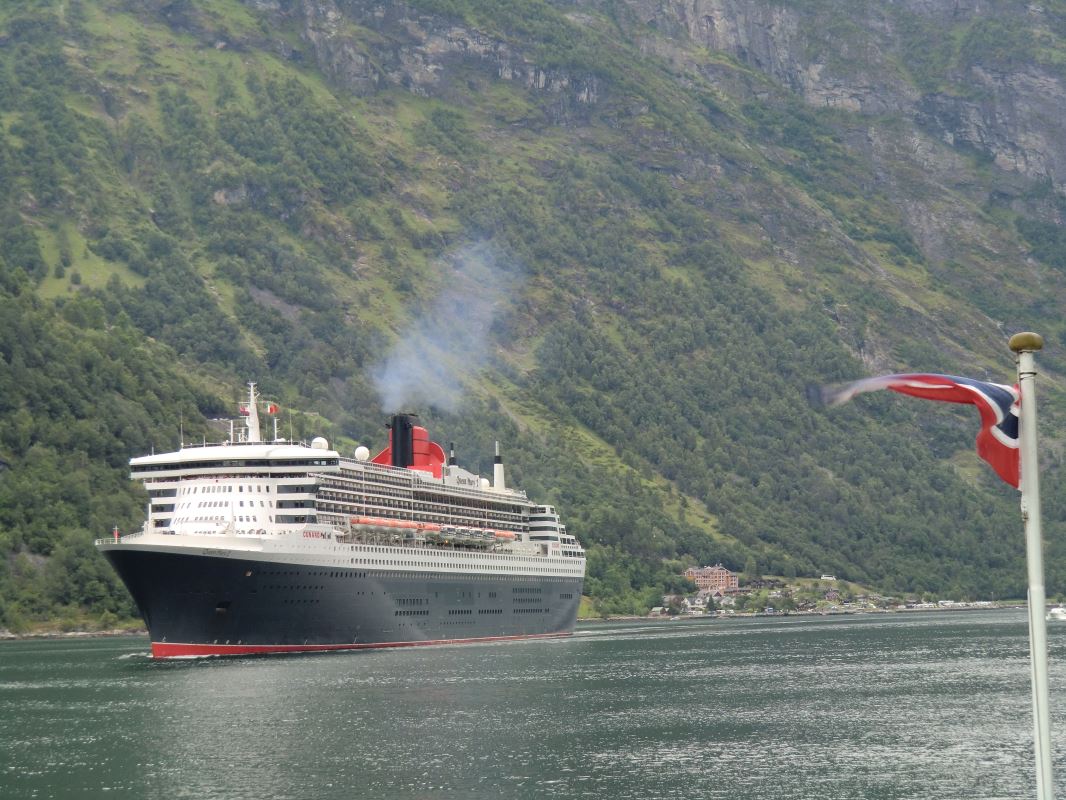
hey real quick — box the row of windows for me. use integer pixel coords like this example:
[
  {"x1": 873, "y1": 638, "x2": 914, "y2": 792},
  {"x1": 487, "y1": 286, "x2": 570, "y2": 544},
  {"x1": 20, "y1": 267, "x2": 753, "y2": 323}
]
[
  {"x1": 277, "y1": 484, "x2": 316, "y2": 494},
  {"x1": 144, "y1": 473, "x2": 316, "y2": 489},
  {"x1": 177, "y1": 500, "x2": 273, "y2": 509},
  {"x1": 261, "y1": 570, "x2": 369, "y2": 579},
  {"x1": 355, "y1": 545, "x2": 552, "y2": 561},
  {"x1": 319, "y1": 498, "x2": 523, "y2": 531},
  {"x1": 337, "y1": 466, "x2": 411, "y2": 486},
  {"x1": 447, "y1": 609, "x2": 473, "y2": 616},
  {"x1": 344, "y1": 550, "x2": 582, "y2": 570},
  {"x1": 323, "y1": 475, "x2": 526, "y2": 516},
  {"x1": 259, "y1": 567, "x2": 581, "y2": 584},
  {"x1": 182, "y1": 484, "x2": 274, "y2": 495},
  {"x1": 514, "y1": 608, "x2": 549, "y2": 614},
  {"x1": 173, "y1": 516, "x2": 265, "y2": 524},
  {"x1": 266, "y1": 584, "x2": 326, "y2": 592},
  {"x1": 478, "y1": 608, "x2": 503, "y2": 615},
  {"x1": 319, "y1": 482, "x2": 411, "y2": 504},
  {"x1": 395, "y1": 609, "x2": 430, "y2": 616},
  {"x1": 346, "y1": 561, "x2": 582, "y2": 576}
]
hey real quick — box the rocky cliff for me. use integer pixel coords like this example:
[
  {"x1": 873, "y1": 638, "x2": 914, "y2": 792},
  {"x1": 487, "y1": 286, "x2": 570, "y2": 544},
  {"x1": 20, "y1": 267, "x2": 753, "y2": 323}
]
[
  {"x1": 617, "y1": 0, "x2": 1066, "y2": 196},
  {"x1": 263, "y1": 0, "x2": 1066, "y2": 200}
]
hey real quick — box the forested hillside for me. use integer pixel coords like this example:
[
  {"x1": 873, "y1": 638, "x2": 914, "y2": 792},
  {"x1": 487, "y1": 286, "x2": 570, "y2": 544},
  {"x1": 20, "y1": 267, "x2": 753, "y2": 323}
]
[{"x1": 4, "y1": 0, "x2": 1066, "y2": 630}]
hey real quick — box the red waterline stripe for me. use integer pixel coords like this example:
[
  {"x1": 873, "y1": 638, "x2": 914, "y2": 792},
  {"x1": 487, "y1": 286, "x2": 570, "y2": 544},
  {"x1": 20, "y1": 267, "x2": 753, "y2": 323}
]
[{"x1": 151, "y1": 632, "x2": 571, "y2": 658}]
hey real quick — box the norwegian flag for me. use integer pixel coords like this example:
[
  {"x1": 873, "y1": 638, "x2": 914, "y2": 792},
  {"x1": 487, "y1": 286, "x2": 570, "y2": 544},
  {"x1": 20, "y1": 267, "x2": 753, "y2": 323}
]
[
  {"x1": 266, "y1": 403, "x2": 279, "y2": 415},
  {"x1": 821, "y1": 373, "x2": 1020, "y2": 489}
]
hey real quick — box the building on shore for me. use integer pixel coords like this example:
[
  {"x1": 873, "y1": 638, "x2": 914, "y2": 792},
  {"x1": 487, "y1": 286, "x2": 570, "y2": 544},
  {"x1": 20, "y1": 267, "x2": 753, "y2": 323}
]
[{"x1": 684, "y1": 564, "x2": 739, "y2": 593}]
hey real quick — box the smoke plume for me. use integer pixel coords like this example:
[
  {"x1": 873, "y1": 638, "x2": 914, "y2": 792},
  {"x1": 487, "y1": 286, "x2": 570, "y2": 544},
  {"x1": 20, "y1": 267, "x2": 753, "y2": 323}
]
[{"x1": 371, "y1": 242, "x2": 522, "y2": 413}]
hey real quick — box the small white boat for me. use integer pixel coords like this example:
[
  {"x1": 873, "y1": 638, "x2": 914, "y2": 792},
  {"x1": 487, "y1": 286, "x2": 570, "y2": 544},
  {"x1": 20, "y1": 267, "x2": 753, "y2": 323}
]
[{"x1": 1046, "y1": 607, "x2": 1066, "y2": 621}]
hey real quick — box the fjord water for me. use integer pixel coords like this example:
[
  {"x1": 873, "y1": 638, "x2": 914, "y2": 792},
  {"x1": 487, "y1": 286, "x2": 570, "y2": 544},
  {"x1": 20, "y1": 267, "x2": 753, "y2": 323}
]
[{"x1": 2, "y1": 610, "x2": 1064, "y2": 799}]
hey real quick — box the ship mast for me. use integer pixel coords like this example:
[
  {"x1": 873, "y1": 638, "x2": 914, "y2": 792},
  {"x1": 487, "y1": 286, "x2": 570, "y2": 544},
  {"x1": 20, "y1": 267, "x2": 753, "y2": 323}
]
[{"x1": 245, "y1": 382, "x2": 262, "y2": 443}]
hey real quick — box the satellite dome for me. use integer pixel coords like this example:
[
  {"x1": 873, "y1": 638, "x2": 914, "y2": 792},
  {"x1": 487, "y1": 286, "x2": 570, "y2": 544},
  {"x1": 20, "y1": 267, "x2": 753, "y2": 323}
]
[
  {"x1": 354, "y1": 445, "x2": 370, "y2": 461},
  {"x1": 311, "y1": 436, "x2": 329, "y2": 450},
  {"x1": 479, "y1": 477, "x2": 490, "y2": 489}
]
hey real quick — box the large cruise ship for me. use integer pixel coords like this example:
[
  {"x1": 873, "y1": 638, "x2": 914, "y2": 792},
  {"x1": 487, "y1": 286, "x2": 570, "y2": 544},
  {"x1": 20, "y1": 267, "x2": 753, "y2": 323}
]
[{"x1": 96, "y1": 385, "x2": 585, "y2": 658}]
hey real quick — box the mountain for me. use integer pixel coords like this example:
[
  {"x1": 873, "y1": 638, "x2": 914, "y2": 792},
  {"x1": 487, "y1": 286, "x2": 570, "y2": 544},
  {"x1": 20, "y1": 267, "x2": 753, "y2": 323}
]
[{"x1": 3, "y1": 0, "x2": 1066, "y2": 629}]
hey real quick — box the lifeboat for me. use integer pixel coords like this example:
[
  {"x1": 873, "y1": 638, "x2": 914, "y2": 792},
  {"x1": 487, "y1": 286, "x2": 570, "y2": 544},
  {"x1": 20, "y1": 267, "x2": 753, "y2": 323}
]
[
  {"x1": 351, "y1": 516, "x2": 387, "y2": 528},
  {"x1": 456, "y1": 528, "x2": 478, "y2": 546},
  {"x1": 350, "y1": 516, "x2": 422, "y2": 529}
]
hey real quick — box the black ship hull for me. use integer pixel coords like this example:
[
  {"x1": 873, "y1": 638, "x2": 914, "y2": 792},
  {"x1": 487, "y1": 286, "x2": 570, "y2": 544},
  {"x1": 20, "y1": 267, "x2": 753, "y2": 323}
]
[{"x1": 104, "y1": 547, "x2": 583, "y2": 657}]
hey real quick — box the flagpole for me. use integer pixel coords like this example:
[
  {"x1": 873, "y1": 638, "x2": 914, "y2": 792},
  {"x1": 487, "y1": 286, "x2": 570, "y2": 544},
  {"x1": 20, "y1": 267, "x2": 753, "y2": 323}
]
[{"x1": 1010, "y1": 331, "x2": 1053, "y2": 800}]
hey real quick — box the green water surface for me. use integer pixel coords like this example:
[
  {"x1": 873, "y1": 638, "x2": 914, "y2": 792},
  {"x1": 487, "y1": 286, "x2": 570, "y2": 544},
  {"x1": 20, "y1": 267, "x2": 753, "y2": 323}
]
[{"x1": 1, "y1": 609, "x2": 1063, "y2": 799}]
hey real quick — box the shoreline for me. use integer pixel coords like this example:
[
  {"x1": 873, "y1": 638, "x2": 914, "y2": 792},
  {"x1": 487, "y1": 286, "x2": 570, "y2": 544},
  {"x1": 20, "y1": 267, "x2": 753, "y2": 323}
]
[
  {"x1": 1, "y1": 603, "x2": 1032, "y2": 641},
  {"x1": 578, "y1": 603, "x2": 1029, "y2": 624},
  {"x1": 0, "y1": 627, "x2": 148, "y2": 642}
]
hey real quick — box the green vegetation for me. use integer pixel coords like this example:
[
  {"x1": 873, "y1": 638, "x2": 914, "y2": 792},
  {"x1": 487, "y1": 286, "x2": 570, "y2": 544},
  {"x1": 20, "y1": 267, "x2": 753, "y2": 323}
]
[{"x1": 3, "y1": 0, "x2": 1066, "y2": 630}]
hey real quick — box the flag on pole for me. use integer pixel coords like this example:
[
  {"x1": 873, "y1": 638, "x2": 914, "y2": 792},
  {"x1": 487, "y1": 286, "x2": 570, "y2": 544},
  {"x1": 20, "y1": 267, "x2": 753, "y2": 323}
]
[
  {"x1": 821, "y1": 373, "x2": 1020, "y2": 488},
  {"x1": 267, "y1": 403, "x2": 279, "y2": 415}
]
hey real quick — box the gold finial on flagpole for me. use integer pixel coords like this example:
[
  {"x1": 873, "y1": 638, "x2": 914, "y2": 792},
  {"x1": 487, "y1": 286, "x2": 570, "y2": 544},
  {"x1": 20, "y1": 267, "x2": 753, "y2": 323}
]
[{"x1": 1010, "y1": 332, "x2": 1044, "y2": 353}]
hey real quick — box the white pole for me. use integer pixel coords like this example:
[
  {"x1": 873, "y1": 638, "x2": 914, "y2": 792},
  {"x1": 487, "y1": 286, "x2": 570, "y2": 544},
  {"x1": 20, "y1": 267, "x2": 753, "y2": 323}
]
[{"x1": 1010, "y1": 331, "x2": 1053, "y2": 800}]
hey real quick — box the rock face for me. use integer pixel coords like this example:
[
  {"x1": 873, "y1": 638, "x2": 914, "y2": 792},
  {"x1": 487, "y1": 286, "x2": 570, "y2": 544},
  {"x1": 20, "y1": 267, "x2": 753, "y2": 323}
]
[
  {"x1": 619, "y1": 0, "x2": 1066, "y2": 192},
  {"x1": 259, "y1": 0, "x2": 599, "y2": 118},
  {"x1": 917, "y1": 65, "x2": 1066, "y2": 188},
  {"x1": 255, "y1": 0, "x2": 1066, "y2": 193}
]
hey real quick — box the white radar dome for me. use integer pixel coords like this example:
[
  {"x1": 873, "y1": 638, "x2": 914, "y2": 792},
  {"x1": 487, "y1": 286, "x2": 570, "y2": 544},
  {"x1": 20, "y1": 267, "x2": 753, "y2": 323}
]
[
  {"x1": 311, "y1": 436, "x2": 329, "y2": 450},
  {"x1": 354, "y1": 445, "x2": 370, "y2": 461},
  {"x1": 479, "y1": 477, "x2": 490, "y2": 489}
]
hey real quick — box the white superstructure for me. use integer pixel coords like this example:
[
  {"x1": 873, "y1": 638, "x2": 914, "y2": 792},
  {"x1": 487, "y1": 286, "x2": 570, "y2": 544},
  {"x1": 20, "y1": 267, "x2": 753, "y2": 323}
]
[{"x1": 123, "y1": 384, "x2": 585, "y2": 582}]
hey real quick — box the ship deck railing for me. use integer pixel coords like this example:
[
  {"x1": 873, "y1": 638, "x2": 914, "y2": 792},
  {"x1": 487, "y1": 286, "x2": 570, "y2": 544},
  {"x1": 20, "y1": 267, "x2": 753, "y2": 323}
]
[
  {"x1": 93, "y1": 529, "x2": 148, "y2": 546},
  {"x1": 178, "y1": 437, "x2": 309, "y2": 449}
]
